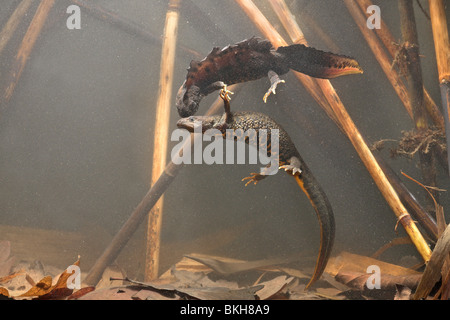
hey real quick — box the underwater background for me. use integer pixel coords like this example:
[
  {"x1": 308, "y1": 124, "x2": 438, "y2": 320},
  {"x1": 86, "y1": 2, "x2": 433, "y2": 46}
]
[{"x1": 0, "y1": 0, "x2": 448, "y2": 283}]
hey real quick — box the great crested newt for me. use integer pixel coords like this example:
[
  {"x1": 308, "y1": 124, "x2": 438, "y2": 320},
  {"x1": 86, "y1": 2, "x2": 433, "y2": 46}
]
[
  {"x1": 176, "y1": 96, "x2": 335, "y2": 289},
  {"x1": 176, "y1": 36, "x2": 363, "y2": 117}
]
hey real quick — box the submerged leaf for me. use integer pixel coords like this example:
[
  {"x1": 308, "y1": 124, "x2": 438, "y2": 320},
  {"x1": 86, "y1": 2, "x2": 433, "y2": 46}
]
[
  {"x1": 0, "y1": 271, "x2": 24, "y2": 284},
  {"x1": 326, "y1": 251, "x2": 422, "y2": 299},
  {"x1": 335, "y1": 271, "x2": 421, "y2": 291},
  {"x1": 38, "y1": 258, "x2": 80, "y2": 299},
  {"x1": 19, "y1": 275, "x2": 53, "y2": 297},
  {"x1": 0, "y1": 287, "x2": 9, "y2": 297},
  {"x1": 326, "y1": 251, "x2": 421, "y2": 277},
  {"x1": 184, "y1": 253, "x2": 294, "y2": 274},
  {"x1": 76, "y1": 286, "x2": 149, "y2": 300},
  {"x1": 67, "y1": 287, "x2": 96, "y2": 300},
  {"x1": 394, "y1": 284, "x2": 412, "y2": 300},
  {"x1": 254, "y1": 276, "x2": 294, "y2": 300},
  {"x1": 16, "y1": 258, "x2": 81, "y2": 299},
  {"x1": 413, "y1": 224, "x2": 450, "y2": 300}
]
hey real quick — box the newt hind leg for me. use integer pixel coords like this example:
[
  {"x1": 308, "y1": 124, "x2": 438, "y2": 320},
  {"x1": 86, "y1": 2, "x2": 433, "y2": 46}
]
[
  {"x1": 241, "y1": 172, "x2": 266, "y2": 186},
  {"x1": 241, "y1": 163, "x2": 277, "y2": 186},
  {"x1": 279, "y1": 156, "x2": 302, "y2": 176},
  {"x1": 263, "y1": 70, "x2": 285, "y2": 103}
]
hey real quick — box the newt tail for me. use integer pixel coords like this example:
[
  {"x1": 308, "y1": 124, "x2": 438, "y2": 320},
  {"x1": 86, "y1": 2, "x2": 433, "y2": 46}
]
[
  {"x1": 293, "y1": 170, "x2": 335, "y2": 289},
  {"x1": 177, "y1": 108, "x2": 335, "y2": 289}
]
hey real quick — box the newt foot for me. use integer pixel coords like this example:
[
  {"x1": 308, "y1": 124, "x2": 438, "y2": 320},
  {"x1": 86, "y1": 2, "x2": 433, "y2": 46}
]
[
  {"x1": 241, "y1": 173, "x2": 265, "y2": 186},
  {"x1": 219, "y1": 85, "x2": 234, "y2": 102},
  {"x1": 263, "y1": 78, "x2": 285, "y2": 103},
  {"x1": 279, "y1": 164, "x2": 302, "y2": 176}
]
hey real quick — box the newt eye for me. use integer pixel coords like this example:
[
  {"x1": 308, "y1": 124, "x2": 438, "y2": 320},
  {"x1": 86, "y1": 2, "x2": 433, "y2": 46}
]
[{"x1": 188, "y1": 116, "x2": 195, "y2": 122}]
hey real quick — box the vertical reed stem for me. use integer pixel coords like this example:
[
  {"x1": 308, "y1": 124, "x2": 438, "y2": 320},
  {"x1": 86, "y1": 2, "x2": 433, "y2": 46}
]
[
  {"x1": 145, "y1": 0, "x2": 181, "y2": 281},
  {"x1": 399, "y1": 0, "x2": 427, "y2": 130},
  {"x1": 429, "y1": 0, "x2": 450, "y2": 173},
  {"x1": 399, "y1": 0, "x2": 438, "y2": 203},
  {"x1": 344, "y1": 0, "x2": 413, "y2": 118},
  {"x1": 355, "y1": 0, "x2": 444, "y2": 130}
]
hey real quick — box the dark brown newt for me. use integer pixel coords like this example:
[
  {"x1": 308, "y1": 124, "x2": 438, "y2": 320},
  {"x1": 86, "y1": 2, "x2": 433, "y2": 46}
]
[
  {"x1": 177, "y1": 100, "x2": 335, "y2": 289},
  {"x1": 176, "y1": 36, "x2": 363, "y2": 117}
]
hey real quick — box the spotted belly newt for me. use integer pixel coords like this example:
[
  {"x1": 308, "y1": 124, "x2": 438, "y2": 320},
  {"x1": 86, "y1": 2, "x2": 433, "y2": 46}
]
[{"x1": 177, "y1": 102, "x2": 335, "y2": 289}]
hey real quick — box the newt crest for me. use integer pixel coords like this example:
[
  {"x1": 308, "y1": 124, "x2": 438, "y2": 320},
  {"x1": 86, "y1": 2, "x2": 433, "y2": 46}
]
[{"x1": 176, "y1": 36, "x2": 363, "y2": 117}]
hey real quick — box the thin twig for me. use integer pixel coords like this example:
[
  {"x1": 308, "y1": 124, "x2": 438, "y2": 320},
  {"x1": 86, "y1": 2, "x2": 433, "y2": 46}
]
[
  {"x1": 375, "y1": 154, "x2": 438, "y2": 241},
  {"x1": 371, "y1": 236, "x2": 412, "y2": 259},
  {"x1": 416, "y1": 0, "x2": 431, "y2": 21},
  {"x1": 400, "y1": 171, "x2": 443, "y2": 209}
]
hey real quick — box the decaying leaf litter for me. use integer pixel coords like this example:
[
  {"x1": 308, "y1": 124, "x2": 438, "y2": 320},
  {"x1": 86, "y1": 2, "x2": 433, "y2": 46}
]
[{"x1": 1, "y1": 238, "x2": 449, "y2": 300}]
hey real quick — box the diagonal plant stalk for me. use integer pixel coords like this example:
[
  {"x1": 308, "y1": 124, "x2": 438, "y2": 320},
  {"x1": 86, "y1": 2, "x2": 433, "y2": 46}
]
[
  {"x1": 83, "y1": 85, "x2": 239, "y2": 286},
  {"x1": 0, "y1": 0, "x2": 34, "y2": 57},
  {"x1": 234, "y1": 0, "x2": 432, "y2": 262},
  {"x1": 232, "y1": 0, "x2": 341, "y2": 129},
  {"x1": 355, "y1": 0, "x2": 444, "y2": 131},
  {"x1": 1, "y1": 0, "x2": 56, "y2": 108}
]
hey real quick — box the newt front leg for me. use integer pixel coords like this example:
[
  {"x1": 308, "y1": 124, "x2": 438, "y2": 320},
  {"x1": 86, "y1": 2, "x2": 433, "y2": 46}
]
[
  {"x1": 263, "y1": 70, "x2": 286, "y2": 103},
  {"x1": 218, "y1": 84, "x2": 234, "y2": 126}
]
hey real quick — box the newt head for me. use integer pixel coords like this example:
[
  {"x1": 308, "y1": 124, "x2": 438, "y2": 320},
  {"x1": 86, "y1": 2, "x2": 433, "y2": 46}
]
[
  {"x1": 176, "y1": 115, "x2": 221, "y2": 133},
  {"x1": 175, "y1": 81, "x2": 204, "y2": 118}
]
